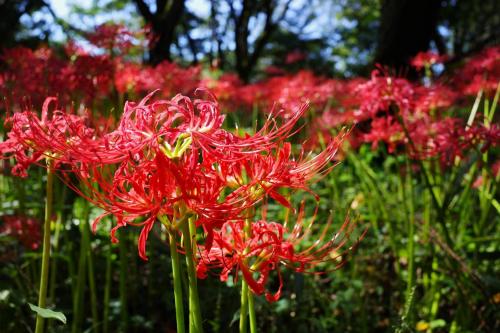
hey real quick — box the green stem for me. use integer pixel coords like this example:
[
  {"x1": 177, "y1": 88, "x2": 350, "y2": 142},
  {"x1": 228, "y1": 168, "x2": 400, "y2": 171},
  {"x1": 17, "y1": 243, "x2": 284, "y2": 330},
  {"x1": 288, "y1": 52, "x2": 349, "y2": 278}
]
[
  {"x1": 247, "y1": 289, "x2": 257, "y2": 333},
  {"x1": 102, "y1": 244, "x2": 112, "y2": 333},
  {"x1": 240, "y1": 281, "x2": 249, "y2": 333},
  {"x1": 169, "y1": 230, "x2": 186, "y2": 333},
  {"x1": 396, "y1": 113, "x2": 453, "y2": 246},
  {"x1": 119, "y1": 232, "x2": 128, "y2": 332},
  {"x1": 87, "y1": 232, "x2": 99, "y2": 333},
  {"x1": 240, "y1": 216, "x2": 254, "y2": 333},
  {"x1": 404, "y1": 158, "x2": 416, "y2": 324},
  {"x1": 35, "y1": 159, "x2": 55, "y2": 333},
  {"x1": 47, "y1": 183, "x2": 65, "y2": 331},
  {"x1": 72, "y1": 201, "x2": 90, "y2": 333},
  {"x1": 181, "y1": 219, "x2": 203, "y2": 333}
]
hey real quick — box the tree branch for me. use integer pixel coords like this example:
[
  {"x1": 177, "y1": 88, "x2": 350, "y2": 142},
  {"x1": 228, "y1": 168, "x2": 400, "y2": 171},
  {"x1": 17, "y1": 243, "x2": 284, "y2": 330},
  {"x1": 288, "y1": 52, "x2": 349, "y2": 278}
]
[{"x1": 133, "y1": 0, "x2": 154, "y2": 22}]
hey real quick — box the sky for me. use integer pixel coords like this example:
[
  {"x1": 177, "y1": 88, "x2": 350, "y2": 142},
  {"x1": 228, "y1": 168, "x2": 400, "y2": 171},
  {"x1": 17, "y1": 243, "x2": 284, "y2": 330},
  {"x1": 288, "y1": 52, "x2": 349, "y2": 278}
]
[{"x1": 49, "y1": 0, "x2": 210, "y2": 24}]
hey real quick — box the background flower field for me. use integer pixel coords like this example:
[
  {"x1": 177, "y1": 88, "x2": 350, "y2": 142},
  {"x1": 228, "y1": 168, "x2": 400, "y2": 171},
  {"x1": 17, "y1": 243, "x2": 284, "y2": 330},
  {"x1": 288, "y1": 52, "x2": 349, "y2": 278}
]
[{"x1": 0, "y1": 1, "x2": 499, "y2": 332}]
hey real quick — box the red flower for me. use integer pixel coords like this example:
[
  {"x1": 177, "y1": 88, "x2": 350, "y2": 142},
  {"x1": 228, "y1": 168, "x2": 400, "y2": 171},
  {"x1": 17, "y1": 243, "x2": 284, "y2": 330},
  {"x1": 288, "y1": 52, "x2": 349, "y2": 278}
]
[
  {"x1": 52, "y1": 89, "x2": 348, "y2": 261},
  {"x1": 197, "y1": 203, "x2": 365, "y2": 302},
  {"x1": 410, "y1": 51, "x2": 447, "y2": 69},
  {"x1": 0, "y1": 215, "x2": 41, "y2": 250},
  {"x1": 285, "y1": 50, "x2": 306, "y2": 64},
  {"x1": 0, "y1": 98, "x2": 94, "y2": 176},
  {"x1": 453, "y1": 46, "x2": 500, "y2": 95}
]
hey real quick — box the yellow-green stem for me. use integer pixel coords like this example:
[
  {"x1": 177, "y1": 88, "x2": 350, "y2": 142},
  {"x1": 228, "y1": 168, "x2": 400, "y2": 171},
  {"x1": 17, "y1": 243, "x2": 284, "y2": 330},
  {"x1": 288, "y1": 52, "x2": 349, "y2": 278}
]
[
  {"x1": 240, "y1": 216, "x2": 255, "y2": 333},
  {"x1": 404, "y1": 158, "x2": 416, "y2": 324},
  {"x1": 47, "y1": 193, "x2": 63, "y2": 331},
  {"x1": 72, "y1": 201, "x2": 90, "y2": 333},
  {"x1": 87, "y1": 236, "x2": 99, "y2": 333},
  {"x1": 35, "y1": 159, "x2": 55, "y2": 333},
  {"x1": 240, "y1": 281, "x2": 249, "y2": 333},
  {"x1": 181, "y1": 219, "x2": 203, "y2": 332},
  {"x1": 247, "y1": 289, "x2": 257, "y2": 333},
  {"x1": 169, "y1": 230, "x2": 186, "y2": 333},
  {"x1": 102, "y1": 244, "x2": 112, "y2": 333},
  {"x1": 119, "y1": 232, "x2": 128, "y2": 331}
]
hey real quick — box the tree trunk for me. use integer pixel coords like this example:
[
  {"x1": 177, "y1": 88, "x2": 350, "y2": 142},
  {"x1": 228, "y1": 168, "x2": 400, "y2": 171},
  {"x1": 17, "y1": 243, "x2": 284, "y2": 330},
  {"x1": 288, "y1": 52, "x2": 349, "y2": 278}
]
[
  {"x1": 375, "y1": 0, "x2": 441, "y2": 73},
  {"x1": 134, "y1": 0, "x2": 186, "y2": 65}
]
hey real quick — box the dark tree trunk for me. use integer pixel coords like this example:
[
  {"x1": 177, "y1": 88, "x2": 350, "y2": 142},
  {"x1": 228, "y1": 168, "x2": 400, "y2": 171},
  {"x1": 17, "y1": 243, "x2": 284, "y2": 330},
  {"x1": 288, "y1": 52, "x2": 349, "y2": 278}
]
[
  {"x1": 0, "y1": 0, "x2": 46, "y2": 50},
  {"x1": 375, "y1": 0, "x2": 441, "y2": 73},
  {"x1": 229, "y1": 0, "x2": 291, "y2": 82},
  {"x1": 209, "y1": 0, "x2": 226, "y2": 69},
  {"x1": 233, "y1": 0, "x2": 253, "y2": 82},
  {"x1": 134, "y1": 0, "x2": 186, "y2": 65}
]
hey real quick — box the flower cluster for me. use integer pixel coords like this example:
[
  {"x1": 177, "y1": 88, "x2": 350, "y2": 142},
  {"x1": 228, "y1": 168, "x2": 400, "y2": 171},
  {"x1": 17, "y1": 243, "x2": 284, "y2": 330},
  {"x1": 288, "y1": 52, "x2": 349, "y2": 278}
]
[
  {"x1": 2, "y1": 25, "x2": 498, "y2": 159},
  {"x1": 0, "y1": 23, "x2": 200, "y2": 110},
  {"x1": 197, "y1": 203, "x2": 364, "y2": 301},
  {"x1": 0, "y1": 98, "x2": 94, "y2": 177},
  {"x1": 452, "y1": 46, "x2": 500, "y2": 95},
  {"x1": 314, "y1": 66, "x2": 499, "y2": 166},
  {"x1": 1, "y1": 89, "x2": 358, "y2": 301},
  {"x1": 0, "y1": 215, "x2": 41, "y2": 250},
  {"x1": 410, "y1": 51, "x2": 447, "y2": 70}
]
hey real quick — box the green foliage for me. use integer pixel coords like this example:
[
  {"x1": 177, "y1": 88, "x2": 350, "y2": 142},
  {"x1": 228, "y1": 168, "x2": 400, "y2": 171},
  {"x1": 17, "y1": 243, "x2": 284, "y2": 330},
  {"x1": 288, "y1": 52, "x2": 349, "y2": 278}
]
[{"x1": 28, "y1": 303, "x2": 67, "y2": 324}]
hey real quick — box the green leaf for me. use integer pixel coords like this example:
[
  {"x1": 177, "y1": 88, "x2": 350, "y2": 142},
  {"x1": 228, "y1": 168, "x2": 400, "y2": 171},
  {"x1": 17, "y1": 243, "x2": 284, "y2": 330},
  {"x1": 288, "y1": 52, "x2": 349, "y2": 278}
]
[
  {"x1": 28, "y1": 303, "x2": 67, "y2": 324},
  {"x1": 430, "y1": 319, "x2": 446, "y2": 329}
]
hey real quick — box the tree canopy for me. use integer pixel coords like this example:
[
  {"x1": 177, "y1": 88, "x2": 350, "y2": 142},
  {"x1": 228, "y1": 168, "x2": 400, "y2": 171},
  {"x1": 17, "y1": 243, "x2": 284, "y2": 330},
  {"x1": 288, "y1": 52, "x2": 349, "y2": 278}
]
[{"x1": 2, "y1": 0, "x2": 499, "y2": 80}]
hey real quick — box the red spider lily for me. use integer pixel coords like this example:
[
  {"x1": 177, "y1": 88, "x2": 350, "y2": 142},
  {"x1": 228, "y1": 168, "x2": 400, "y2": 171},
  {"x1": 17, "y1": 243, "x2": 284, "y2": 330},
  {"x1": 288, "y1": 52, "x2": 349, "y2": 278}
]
[
  {"x1": 414, "y1": 84, "x2": 457, "y2": 113},
  {"x1": 410, "y1": 51, "x2": 447, "y2": 70},
  {"x1": 114, "y1": 62, "x2": 142, "y2": 94},
  {"x1": 257, "y1": 71, "x2": 342, "y2": 118},
  {"x1": 201, "y1": 73, "x2": 247, "y2": 111},
  {"x1": 0, "y1": 46, "x2": 119, "y2": 108},
  {"x1": 453, "y1": 46, "x2": 500, "y2": 96},
  {"x1": 0, "y1": 215, "x2": 41, "y2": 250},
  {"x1": 50, "y1": 89, "x2": 347, "y2": 260},
  {"x1": 0, "y1": 98, "x2": 94, "y2": 177},
  {"x1": 115, "y1": 60, "x2": 201, "y2": 98},
  {"x1": 1, "y1": 47, "x2": 69, "y2": 107},
  {"x1": 473, "y1": 160, "x2": 500, "y2": 188},
  {"x1": 353, "y1": 70, "x2": 414, "y2": 122},
  {"x1": 264, "y1": 65, "x2": 287, "y2": 76},
  {"x1": 407, "y1": 119, "x2": 500, "y2": 166},
  {"x1": 85, "y1": 23, "x2": 137, "y2": 53},
  {"x1": 285, "y1": 50, "x2": 306, "y2": 64},
  {"x1": 65, "y1": 54, "x2": 115, "y2": 103},
  {"x1": 197, "y1": 203, "x2": 365, "y2": 302},
  {"x1": 360, "y1": 116, "x2": 403, "y2": 153}
]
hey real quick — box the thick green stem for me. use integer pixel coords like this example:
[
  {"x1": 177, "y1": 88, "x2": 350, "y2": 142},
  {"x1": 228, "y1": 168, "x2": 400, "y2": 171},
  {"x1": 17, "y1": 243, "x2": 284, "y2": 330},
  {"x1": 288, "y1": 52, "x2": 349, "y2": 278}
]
[
  {"x1": 169, "y1": 230, "x2": 186, "y2": 333},
  {"x1": 181, "y1": 220, "x2": 203, "y2": 333},
  {"x1": 35, "y1": 159, "x2": 55, "y2": 333}
]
